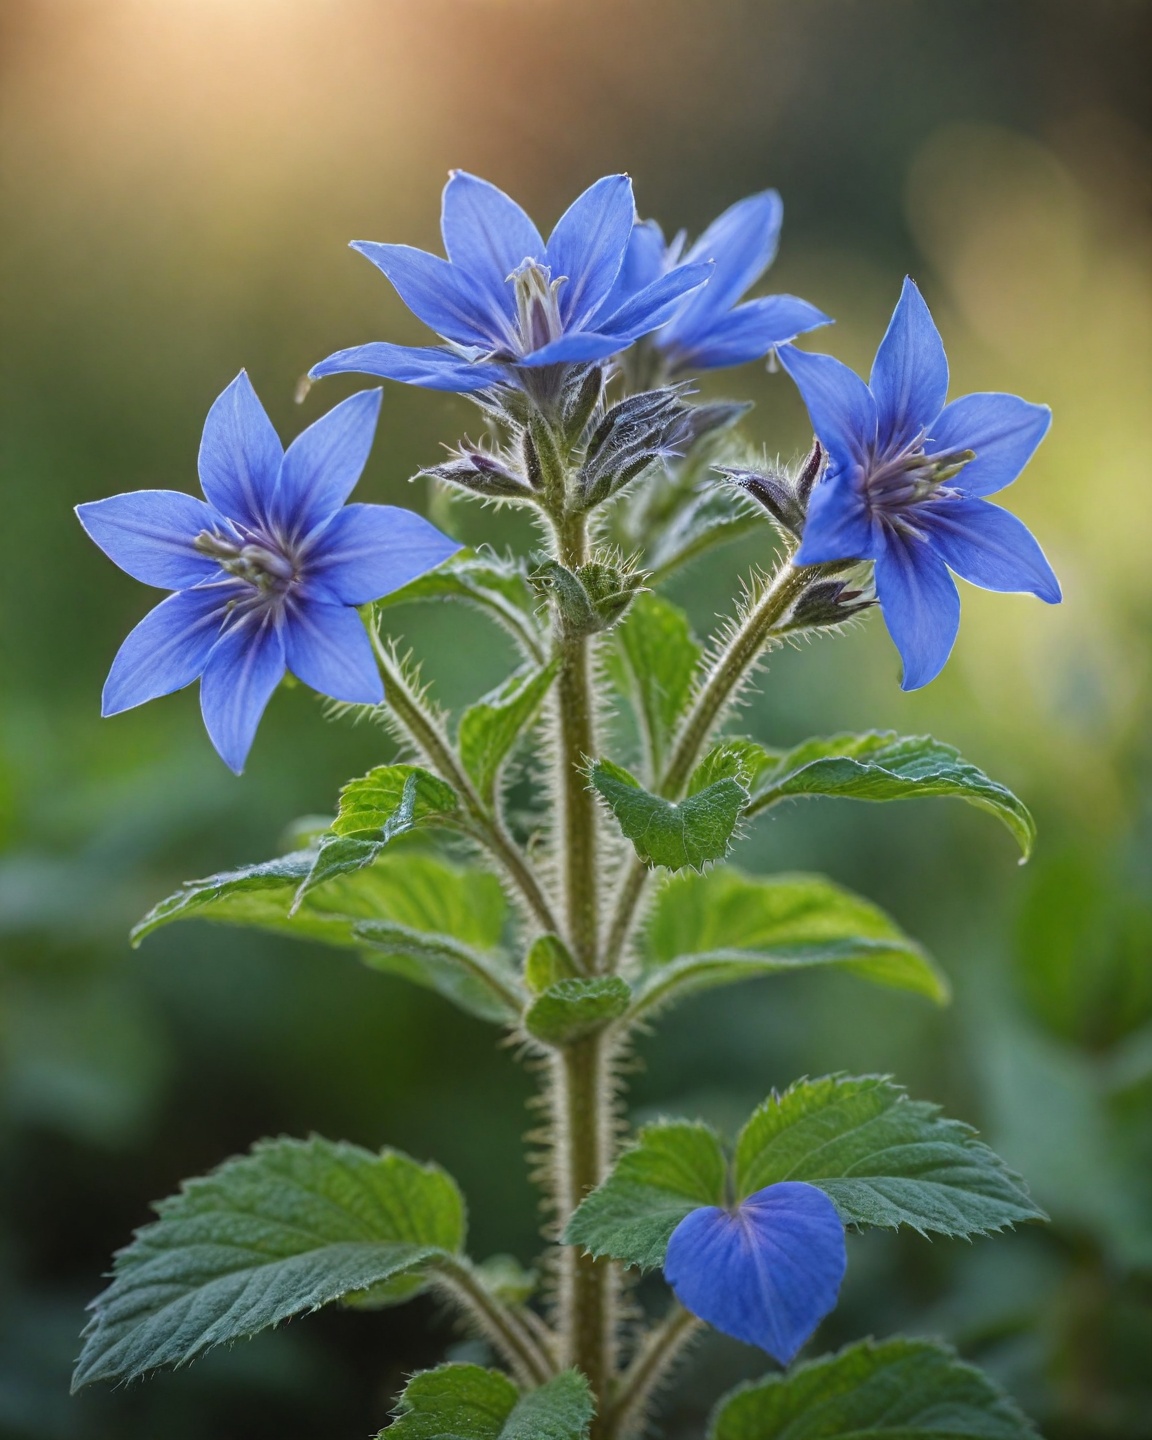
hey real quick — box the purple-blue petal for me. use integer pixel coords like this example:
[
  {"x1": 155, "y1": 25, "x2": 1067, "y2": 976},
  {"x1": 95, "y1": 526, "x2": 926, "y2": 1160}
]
[
  {"x1": 350, "y1": 242, "x2": 508, "y2": 349},
  {"x1": 926, "y1": 392, "x2": 1052, "y2": 498},
  {"x1": 664, "y1": 1182, "x2": 846, "y2": 1364},
  {"x1": 546, "y1": 174, "x2": 634, "y2": 329},
  {"x1": 309, "y1": 342, "x2": 504, "y2": 394},
  {"x1": 921, "y1": 496, "x2": 1061, "y2": 603},
  {"x1": 794, "y1": 469, "x2": 875, "y2": 565},
  {"x1": 870, "y1": 277, "x2": 949, "y2": 453},
  {"x1": 439, "y1": 171, "x2": 544, "y2": 325},
  {"x1": 101, "y1": 584, "x2": 234, "y2": 716},
  {"x1": 197, "y1": 371, "x2": 284, "y2": 530},
  {"x1": 199, "y1": 609, "x2": 287, "y2": 774},
  {"x1": 305, "y1": 503, "x2": 461, "y2": 606},
  {"x1": 283, "y1": 600, "x2": 383, "y2": 705},
  {"x1": 592, "y1": 261, "x2": 714, "y2": 343},
  {"x1": 600, "y1": 218, "x2": 669, "y2": 316},
  {"x1": 668, "y1": 294, "x2": 831, "y2": 370},
  {"x1": 516, "y1": 330, "x2": 630, "y2": 368},
  {"x1": 777, "y1": 345, "x2": 878, "y2": 472},
  {"x1": 274, "y1": 389, "x2": 382, "y2": 538},
  {"x1": 873, "y1": 529, "x2": 961, "y2": 691},
  {"x1": 76, "y1": 490, "x2": 227, "y2": 590},
  {"x1": 671, "y1": 188, "x2": 784, "y2": 334}
]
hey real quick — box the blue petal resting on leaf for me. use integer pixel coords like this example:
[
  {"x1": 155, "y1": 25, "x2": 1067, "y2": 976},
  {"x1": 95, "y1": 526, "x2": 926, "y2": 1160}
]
[
  {"x1": 76, "y1": 374, "x2": 459, "y2": 772},
  {"x1": 778, "y1": 277, "x2": 1059, "y2": 689},
  {"x1": 309, "y1": 170, "x2": 713, "y2": 394},
  {"x1": 664, "y1": 1181, "x2": 846, "y2": 1363}
]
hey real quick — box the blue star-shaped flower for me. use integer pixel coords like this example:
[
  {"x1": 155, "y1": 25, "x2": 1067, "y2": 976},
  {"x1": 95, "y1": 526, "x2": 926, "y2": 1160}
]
[
  {"x1": 603, "y1": 189, "x2": 830, "y2": 373},
  {"x1": 77, "y1": 373, "x2": 459, "y2": 773},
  {"x1": 664, "y1": 1181, "x2": 847, "y2": 1364},
  {"x1": 779, "y1": 278, "x2": 1061, "y2": 689},
  {"x1": 309, "y1": 171, "x2": 714, "y2": 394}
]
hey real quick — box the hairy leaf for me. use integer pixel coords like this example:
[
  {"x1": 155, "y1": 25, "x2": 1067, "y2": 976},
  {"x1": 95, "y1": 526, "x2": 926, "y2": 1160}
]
[
  {"x1": 709, "y1": 1337, "x2": 1038, "y2": 1440},
  {"x1": 590, "y1": 759, "x2": 746, "y2": 871},
  {"x1": 524, "y1": 934, "x2": 580, "y2": 994},
  {"x1": 564, "y1": 1121, "x2": 726, "y2": 1270},
  {"x1": 524, "y1": 977, "x2": 631, "y2": 1045},
  {"x1": 635, "y1": 868, "x2": 947, "y2": 1014},
  {"x1": 386, "y1": 1364, "x2": 593, "y2": 1440},
  {"x1": 747, "y1": 732, "x2": 1035, "y2": 857},
  {"x1": 458, "y1": 659, "x2": 560, "y2": 804},
  {"x1": 610, "y1": 593, "x2": 701, "y2": 777},
  {"x1": 734, "y1": 1074, "x2": 1046, "y2": 1236},
  {"x1": 73, "y1": 1138, "x2": 464, "y2": 1390}
]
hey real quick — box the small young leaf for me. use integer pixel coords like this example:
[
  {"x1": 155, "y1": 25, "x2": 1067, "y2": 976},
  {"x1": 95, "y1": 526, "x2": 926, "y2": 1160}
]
[
  {"x1": 564, "y1": 1121, "x2": 726, "y2": 1270},
  {"x1": 386, "y1": 1364, "x2": 593, "y2": 1440},
  {"x1": 458, "y1": 659, "x2": 560, "y2": 804},
  {"x1": 610, "y1": 593, "x2": 701, "y2": 777},
  {"x1": 523, "y1": 977, "x2": 631, "y2": 1045},
  {"x1": 635, "y1": 868, "x2": 947, "y2": 1016},
  {"x1": 472, "y1": 1253, "x2": 537, "y2": 1306},
  {"x1": 73, "y1": 1138, "x2": 465, "y2": 1390},
  {"x1": 734, "y1": 1074, "x2": 1046, "y2": 1237},
  {"x1": 709, "y1": 1337, "x2": 1038, "y2": 1440},
  {"x1": 524, "y1": 934, "x2": 580, "y2": 994},
  {"x1": 590, "y1": 759, "x2": 746, "y2": 871},
  {"x1": 748, "y1": 732, "x2": 1035, "y2": 857},
  {"x1": 687, "y1": 737, "x2": 771, "y2": 795}
]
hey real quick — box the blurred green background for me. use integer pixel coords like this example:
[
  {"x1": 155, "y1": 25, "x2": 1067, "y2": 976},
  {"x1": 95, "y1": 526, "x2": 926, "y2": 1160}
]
[{"x1": 0, "y1": 1, "x2": 1149, "y2": 1436}]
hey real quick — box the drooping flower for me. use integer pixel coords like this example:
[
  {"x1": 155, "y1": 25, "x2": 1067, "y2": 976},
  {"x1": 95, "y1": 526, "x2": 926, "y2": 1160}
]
[
  {"x1": 664, "y1": 1181, "x2": 847, "y2": 1363},
  {"x1": 77, "y1": 373, "x2": 459, "y2": 773},
  {"x1": 602, "y1": 189, "x2": 830, "y2": 374},
  {"x1": 779, "y1": 278, "x2": 1060, "y2": 689},
  {"x1": 309, "y1": 171, "x2": 714, "y2": 395}
]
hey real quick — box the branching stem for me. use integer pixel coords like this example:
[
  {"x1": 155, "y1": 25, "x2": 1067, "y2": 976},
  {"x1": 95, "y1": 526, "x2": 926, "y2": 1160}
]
[
  {"x1": 430, "y1": 1255, "x2": 558, "y2": 1387},
  {"x1": 608, "y1": 1304, "x2": 702, "y2": 1439}
]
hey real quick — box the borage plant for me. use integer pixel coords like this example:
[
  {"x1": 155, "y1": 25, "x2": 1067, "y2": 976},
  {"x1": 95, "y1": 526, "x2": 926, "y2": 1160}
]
[{"x1": 74, "y1": 172, "x2": 1061, "y2": 1439}]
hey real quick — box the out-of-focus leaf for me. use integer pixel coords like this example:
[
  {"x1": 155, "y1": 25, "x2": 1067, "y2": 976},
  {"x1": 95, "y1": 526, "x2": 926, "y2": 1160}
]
[
  {"x1": 458, "y1": 659, "x2": 560, "y2": 804},
  {"x1": 384, "y1": 1364, "x2": 593, "y2": 1440},
  {"x1": 523, "y1": 977, "x2": 631, "y2": 1045},
  {"x1": 590, "y1": 759, "x2": 746, "y2": 871},
  {"x1": 73, "y1": 1138, "x2": 465, "y2": 1390},
  {"x1": 524, "y1": 934, "x2": 580, "y2": 993},
  {"x1": 609, "y1": 593, "x2": 701, "y2": 778}
]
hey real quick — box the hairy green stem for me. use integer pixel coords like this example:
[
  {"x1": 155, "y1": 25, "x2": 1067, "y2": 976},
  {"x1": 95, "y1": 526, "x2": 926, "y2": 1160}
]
[
  {"x1": 430, "y1": 1256, "x2": 557, "y2": 1387},
  {"x1": 608, "y1": 1304, "x2": 702, "y2": 1439}
]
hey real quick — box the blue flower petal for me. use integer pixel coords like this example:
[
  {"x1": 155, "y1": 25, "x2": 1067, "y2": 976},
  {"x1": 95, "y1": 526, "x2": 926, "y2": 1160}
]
[
  {"x1": 101, "y1": 584, "x2": 234, "y2": 716},
  {"x1": 592, "y1": 261, "x2": 714, "y2": 343},
  {"x1": 669, "y1": 188, "x2": 783, "y2": 336},
  {"x1": 198, "y1": 371, "x2": 284, "y2": 530},
  {"x1": 440, "y1": 171, "x2": 544, "y2": 326},
  {"x1": 283, "y1": 600, "x2": 383, "y2": 705},
  {"x1": 777, "y1": 345, "x2": 878, "y2": 471},
  {"x1": 76, "y1": 490, "x2": 227, "y2": 590},
  {"x1": 305, "y1": 503, "x2": 461, "y2": 606},
  {"x1": 664, "y1": 1182, "x2": 846, "y2": 1364},
  {"x1": 351, "y1": 242, "x2": 508, "y2": 349},
  {"x1": 870, "y1": 277, "x2": 949, "y2": 454},
  {"x1": 922, "y1": 496, "x2": 1061, "y2": 603},
  {"x1": 516, "y1": 330, "x2": 630, "y2": 368},
  {"x1": 874, "y1": 530, "x2": 961, "y2": 691},
  {"x1": 927, "y1": 392, "x2": 1052, "y2": 498},
  {"x1": 199, "y1": 609, "x2": 287, "y2": 774},
  {"x1": 600, "y1": 218, "x2": 669, "y2": 317},
  {"x1": 794, "y1": 469, "x2": 874, "y2": 565},
  {"x1": 671, "y1": 294, "x2": 831, "y2": 370},
  {"x1": 275, "y1": 389, "x2": 382, "y2": 538},
  {"x1": 309, "y1": 342, "x2": 503, "y2": 393},
  {"x1": 546, "y1": 174, "x2": 634, "y2": 329}
]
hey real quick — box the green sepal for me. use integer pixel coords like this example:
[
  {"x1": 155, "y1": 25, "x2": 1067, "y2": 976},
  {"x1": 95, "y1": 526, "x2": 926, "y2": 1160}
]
[
  {"x1": 563, "y1": 1121, "x2": 726, "y2": 1270},
  {"x1": 72, "y1": 1137, "x2": 465, "y2": 1391},
  {"x1": 384, "y1": 1364, "x2": 593, "y2": 1440},
  {"x1": 524, "y1": 934, "x2": 580, "y2": 994},
  {"x1": 609, "y1": 593, "x2": 701, "y2": 778},
  {"x1": 523, "y1": 977, "x2": 631, "y2": 1045},
  {"x1": 589, "y1": 759, "x2": 746, "y2": 871},
  {"x1": 635, "y1": 867, "x2": 947, "y2": 1015},
  {"x1": 708, "y1": 1337, "x2": 1038, "y2": 1440},
  {"x1": 458, "y1": 659, "x2": 560, "y2": 805},
  {"x1": 747, "y1": 731, "x2": 1036, "y2": 857},
  {"x1": 734, "y1": 1074, "x2": 1045, "y2": 1237}
]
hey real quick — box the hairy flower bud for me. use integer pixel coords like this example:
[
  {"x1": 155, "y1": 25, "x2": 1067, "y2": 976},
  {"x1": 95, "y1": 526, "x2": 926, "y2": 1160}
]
[
  {"x1": 718, "y1": 442, "x2": 825, "y2": 537},
  {"x1": 423, "y1": 445, "x2": 535, "y2": 501},
  {"x1": 577, "y1": 386, "x2": 693, "y2": 509},
  {"x1": 783, "y1": 577, "x2": 874, "y2": 633},
  {"x1": 529, "y1": 558, "x2": 648, "y2": 636}
]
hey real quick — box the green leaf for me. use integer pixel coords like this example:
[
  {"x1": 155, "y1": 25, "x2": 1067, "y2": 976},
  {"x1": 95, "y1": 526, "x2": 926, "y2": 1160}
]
[
  {"x1": 458, "y1": 660, "x2": 560, "y2": 804},
  {"x1": 564, "y1": 1121, "x2": 726, "y2": 1270},
  {"x1": 687, "y1": 738, "x2": 771, "y2": 795},
  {"x1": 590, "y1": 759, "x2": 746, "y2": 871},
  {"x1": 524, "y1": 977, "x2": 631, "y2": 1045},
  {"x1": 386, "y1": 1364, "x2": 593, "y2": 1440},
  {"x1": 747, "y1": 732, "x2": 1035, "y2": 858},
  {"x1": 709, "y1": 1337, "x2": 1038, "y2": 1440},
  {"x1": 472, "y1": 1253, "x2": 537, "y2": 1306},
  {"x1": 72, "y1": 1137, "x2": 465, "y2": 1390},
  {"x1": 635, "y1": 868, "x2": 948, "y2": 1015},
  {"x1": 734, "y1": 1074, "x2": 1046, "y2": 1236},
  {"x1": 610, "y1": 593, "x2": 701, "y2": 776},
  {"x1": 524, "y1": 934, "x2": 580, "y2": 994}
]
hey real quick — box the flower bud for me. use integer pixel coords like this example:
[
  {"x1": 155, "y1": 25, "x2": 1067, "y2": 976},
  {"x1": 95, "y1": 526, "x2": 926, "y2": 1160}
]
[
  {"x1": 423, "y1": 445, "x2": 535, "y2": 501},
  {"x1": 783, "y1": 577, "x2": 874, "y2": 633},
  {"x1": 577, "y1": 386, "x2": 692, "y2": 509},
  {"x1": 529, "y1": 559, "x2": 648, "y2": 637}
]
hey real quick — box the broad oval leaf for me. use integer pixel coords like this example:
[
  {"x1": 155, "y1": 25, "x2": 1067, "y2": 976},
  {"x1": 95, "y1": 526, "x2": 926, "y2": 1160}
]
[
  {"x1": 709, "y1": 1337, "x2": 1038, "y2": 1440},
  {"x1": 635, "y1": 868, "x2": 948, "y2": 1015},
  {"x1": 590, "y1": 759, "x2": 746, "y2": 871},
  {"x1": 734, "y1": 1074, "x2": 1046, "y2": 1237},
  {"x1": 524, "y1": 977, "x2": 631, "y2": 1045},
  {"x1": 72, "y1": 1137, "x2": 465, "y2": 1390},
  {"x1": 458, "y1": 659, "x2": 560, "y2": 805},
  {"x1": 385, "y1": 1364, "x2": 593, "y2": 1440},
  {"x1": 563, "y1": 1121, "x2": 726, "y2": 1271},
  {"x1": 746, "y1": 732, "x2": 1035, "y2": 857},
  {"x1": 609, "y1": 593, "x2": 701, "y2": 778}
]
